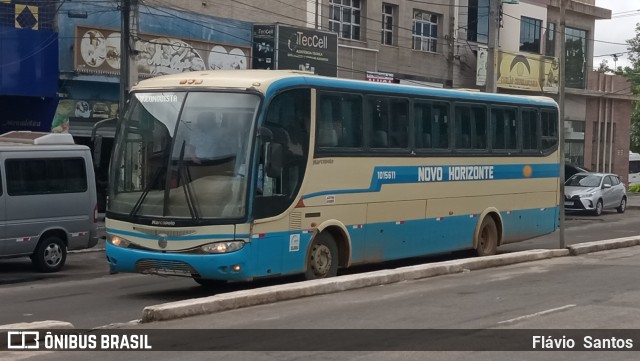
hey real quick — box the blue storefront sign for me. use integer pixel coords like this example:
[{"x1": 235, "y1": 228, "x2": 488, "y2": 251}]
[{"x1": 0, "y1": 1, "x2": 59, "y2": 130}]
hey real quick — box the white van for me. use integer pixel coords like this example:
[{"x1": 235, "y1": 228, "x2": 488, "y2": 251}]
[
  {"x1": 629, "y1": 151, "x2": 640, "y2": 187},
  {"x1": 0, "y1": 131, "x2": 99, "y2": 272}
]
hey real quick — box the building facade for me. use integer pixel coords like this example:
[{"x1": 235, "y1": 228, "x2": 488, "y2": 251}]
[
  {"x1": 454, "y1": 0, "x2": 633, "y2": 180},
  {"x1": 0, "y1": 0, "x2": 634, "y2": 187}
]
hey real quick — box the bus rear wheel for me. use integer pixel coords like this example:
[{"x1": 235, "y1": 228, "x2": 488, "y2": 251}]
[
  {"x1": 305, "y1": 232, "x2": 338, "y2": 280},
  {"x1": 475, "y1": 216, "x2": 498, "y2": 257}
]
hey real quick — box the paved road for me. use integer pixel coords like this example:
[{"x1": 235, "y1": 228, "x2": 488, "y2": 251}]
[
  {"x1": 9, "y1": 246, "x2": 640, "y2": 361},
  {"x1": 0, "y1": 209, "x2": 639, "y2": 329}
]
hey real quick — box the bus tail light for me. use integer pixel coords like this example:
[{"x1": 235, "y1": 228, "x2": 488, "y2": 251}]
[{"x1": 93, "y1": 205, "x2": 98, "y2": 223}]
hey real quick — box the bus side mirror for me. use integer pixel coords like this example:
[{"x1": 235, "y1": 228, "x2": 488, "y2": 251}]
[
  {"x1": 257, "y1": 127, "x2": 273, "y2": 142},
  {"x1": 265, "y1": 142, "x2": 283, "y2": 178}
]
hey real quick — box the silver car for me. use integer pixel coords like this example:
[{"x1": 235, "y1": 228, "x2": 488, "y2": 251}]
[{"x1": 564, "y1": 172, "x2": 627, "y2": 216}]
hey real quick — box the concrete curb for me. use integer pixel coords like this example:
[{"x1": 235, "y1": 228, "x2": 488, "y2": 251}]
[
  {"x1": 0, "y1": 320, "x2": 74, "y2": 331},
  {"x1": 141, "y1": 237, "x2": 640, "y2": 323},
  {"x1": 141, "y1": 248, "x2": 567, "y2": 323},
  {"x1": 0, "y1": 321, "x2": 74, "y2": 347},
  {"x1": 567, "y1": 236, "x2": 640, "y2": 255}
]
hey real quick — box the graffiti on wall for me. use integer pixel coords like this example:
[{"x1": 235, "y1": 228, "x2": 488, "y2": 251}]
[
  {"x1": 52, "y1": 99, "x2": 118, "y2": 133},
  {"x1": 75, "y1": 26, "x2": 250, "y2": 77}
]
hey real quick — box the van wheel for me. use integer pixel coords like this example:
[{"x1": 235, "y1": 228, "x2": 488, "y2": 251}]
[
  {"x1": 305, "y1": 232, "x2": 339, "y2": 280},
  {"x1": 32, "y1": 236, "x2": 67, "y2": 273},
  {"x1": 475, "y1": 216, "x2": 498, "y2": 257}
]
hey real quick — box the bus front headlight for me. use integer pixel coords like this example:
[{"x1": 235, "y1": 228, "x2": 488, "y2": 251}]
[
  {"x1": 201, "y1": 241, "x2": 245, "y2": 254},
  {"x1": 108, "y1": 235, "x2": 131, "y2": 248}
]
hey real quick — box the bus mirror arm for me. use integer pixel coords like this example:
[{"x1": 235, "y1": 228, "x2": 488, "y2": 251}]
[
  {"x1": 265, "y1": 142, "x2": 283, "y2": 178},
  {"x1": 91, "y1": 117, "x2": 116, "y2": 169},
  {"x1": 93, "y1": 135, "x2": 103, "y2": 169}
]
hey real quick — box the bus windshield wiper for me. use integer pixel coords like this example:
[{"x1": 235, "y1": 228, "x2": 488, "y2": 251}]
[
  {"x1": 164, "y1": 141, "x2": 200, "y2": 220},
  {"x1": 129, "y1": 165, "x2": 165, "y2": 217}
]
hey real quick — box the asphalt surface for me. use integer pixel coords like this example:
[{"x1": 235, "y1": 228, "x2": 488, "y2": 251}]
[
  {"x1": 0, "y1": 194, "x2": 638, "y2": 329},
  {"x1": 6, "y1": 246, "x2": 640, "y2": 361}
]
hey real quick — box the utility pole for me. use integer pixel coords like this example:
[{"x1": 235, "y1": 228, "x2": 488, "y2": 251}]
[
  {"x1": 315, "y1": 0, "x2": 319, "y2": 29},
  {"x1": 448, "y1": 4, "x2": 455, "y2": 88},
  {"x1": 119, "y1": 0, "x2": 139, "y2": 120},
  {"x1": 558, "y1": 0, "x2": 566, "y2": 249},
  {"x1": 485, "y1": 0, "x2": 500, "y2": 93}
]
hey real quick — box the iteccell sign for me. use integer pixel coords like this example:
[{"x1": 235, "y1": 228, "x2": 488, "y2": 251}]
[
  {"x1": 276, "y1": 25, "x2": 337, "y2": 77},
  {"x1": 251, "y1": 24, "x2": 337, "y2": 76},
  {"x1": 252, "y1": 24, "x2": 275, "y2": 70}
]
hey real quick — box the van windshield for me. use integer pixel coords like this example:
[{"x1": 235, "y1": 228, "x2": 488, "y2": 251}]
[{"x1": 108, "y1": 91, "x2": 260, "y2": 221}]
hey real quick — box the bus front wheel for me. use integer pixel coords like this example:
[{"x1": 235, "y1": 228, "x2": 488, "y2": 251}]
[
  {"x1": 475, "y1": 216, "x2": 498, "y2": 257},
  {"x1": 305, "y1": 232, "x2": 339, "y2": 280}
]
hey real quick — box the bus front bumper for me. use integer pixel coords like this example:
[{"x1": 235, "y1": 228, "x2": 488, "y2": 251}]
[{"x1": 105, "y1": 241, "x2": 252, "y2": 281}]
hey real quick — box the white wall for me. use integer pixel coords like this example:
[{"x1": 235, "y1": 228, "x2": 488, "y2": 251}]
[{"x1": 500, "y1": 2, "x2": 548, "y2": 53}]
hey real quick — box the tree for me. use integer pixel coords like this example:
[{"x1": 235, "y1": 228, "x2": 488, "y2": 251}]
[
  {"x1": 625, "y1": 24, "x2": 640, "y2": 153},
  {"x1": 596, "y1": 59, "x2": 612, "y2": 73}
]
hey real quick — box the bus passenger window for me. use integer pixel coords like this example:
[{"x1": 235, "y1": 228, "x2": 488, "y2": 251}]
[
  {"x1": 455, "y1": 104, "x2": 486, "y2": 150},
  {"x1": 472, "y1": 106, "x2": 487, "y2": 150},
  {"x1": 318, "y1": 101, "x2": 338, "y2": 147},
  {"x1": 522, "y1": 109, "x2": 538, "y2": 151},
  {"x1": 491, "y1": 107, "x2": 517, "y2": 151},
  {"x1": 541, "y1": 111, "x2": 558, "y2": 150},
  {"x1": 433, "y1": 103, "x2": 450, "y2": 149},
  {"x1": 316, "y1": 93, "x2": 362, "y2": 150},
  {"x1": 455, "y1": 107, "x2": 472, "y2": 149},
  {"x1": 367, "y1": 97, "x2": 408, "y2": 149}
]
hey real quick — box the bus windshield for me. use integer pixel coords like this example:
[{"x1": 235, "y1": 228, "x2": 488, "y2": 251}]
[{"x1": 109, "y1": 91, "x2": 260, "y2": 221}]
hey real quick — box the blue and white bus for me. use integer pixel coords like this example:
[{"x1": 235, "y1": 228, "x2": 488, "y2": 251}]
[{"x1": 105, "y1": 70, "x2": 560, "y2": 286}]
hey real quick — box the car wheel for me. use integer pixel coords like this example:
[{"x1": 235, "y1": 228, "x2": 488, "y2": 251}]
[
  {"x1": 305, "y1": 232, "x2": 339, "y2": 280},
  {"x1": 616, "y1": 197, "x2": 627, "y2": 213},
  {"x1": 32, "y1": 236, "x2": 67, "y2": 273},
  {"x1": 593, "y1": 199, "x2": 604, "y2": 216},
  {"x1": 475, "y1": 216, "x2": 498, "y2": 257}
]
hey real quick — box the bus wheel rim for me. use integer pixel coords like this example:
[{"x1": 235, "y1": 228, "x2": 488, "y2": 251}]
[{"x1": 310, "y1": 244, "x2": 332, "y2": 276}]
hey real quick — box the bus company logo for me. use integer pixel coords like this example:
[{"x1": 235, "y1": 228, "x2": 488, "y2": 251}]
[
  {"x1": 7, "y1": 331, "x2": 40, "y2": 349},
  {"x1": 157, "y1": 234, "x2": 168, "y2": 249}
]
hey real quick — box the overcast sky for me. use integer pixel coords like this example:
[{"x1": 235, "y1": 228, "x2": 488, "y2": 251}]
[{"x1": 594, "y1": 0, "x2": 640, "y2": 70}]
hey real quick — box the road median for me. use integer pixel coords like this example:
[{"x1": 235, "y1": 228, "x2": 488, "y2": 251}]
[
  {"x1": 141, "y1": 248, "x2": 569, "y2": 323},
  {"x1": 567, "y1": 236, "x2": 640, "y2": 255},
  {"x1": 0, "y1": 321, "x2": 74, "y2": 348}
]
